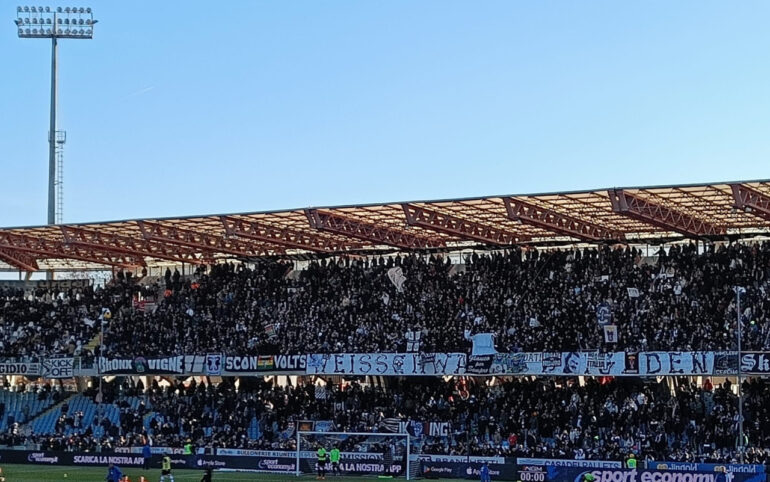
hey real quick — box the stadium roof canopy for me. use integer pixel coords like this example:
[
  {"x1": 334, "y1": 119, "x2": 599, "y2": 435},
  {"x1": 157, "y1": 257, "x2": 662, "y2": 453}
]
[{"x1": 2, "y1": 179, "x2": 770, "y2": 271}]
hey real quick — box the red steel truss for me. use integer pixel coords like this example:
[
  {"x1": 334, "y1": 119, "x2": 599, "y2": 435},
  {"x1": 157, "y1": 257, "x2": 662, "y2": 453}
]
[
  {"x1": 220, "y1": 216, "x2": 362, "y2": 252},
  {"x1": 504, "y1": 198, "x2": 625, "y2": 242},
  {"x1": 0, "y1": 231, "x2": 143, "y2": 268},
  {"x1": 0, "y1": 248, "x2": 39, "y2": 271},
  {"x1": 402, "y1": 204, "x2": 529, "y2": 245},
  {"x1": 1, "y1": 180, "x2": 769, "y2": 271},
  {"x1": 608, "y1": 189, "x2": 726, "y2": 237},
  {"x1": 306, "y1": 209, "x2": 445, "y2": 249},
  {"x1": 731, "y1": 183, "x2": 770, "y2": 221},
  {"x1": 60, "y1": 226, "x2": 207, "y2": 265},
  {"x1": 137, "y1": 221, "x2": 276, "y2": 258}
]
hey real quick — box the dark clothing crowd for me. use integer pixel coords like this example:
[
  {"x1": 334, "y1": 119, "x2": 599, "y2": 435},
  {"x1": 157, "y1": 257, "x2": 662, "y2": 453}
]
[
  {"x1": 2, "y1": 242, "x2": 770, "y2": 357},
  {"x1": 3, "y1": 376, "x2": 770, "y2": 465}
]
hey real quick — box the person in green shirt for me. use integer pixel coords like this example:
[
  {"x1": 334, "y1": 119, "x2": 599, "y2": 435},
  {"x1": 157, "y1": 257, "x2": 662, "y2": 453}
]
[
  {"x1": 161, "y1": 453, "x2": 174, "y2": 482},
  {"x1": 183, "y1": 440, "x2": 193, "y2": 455},
  {"x1": 330, "y1": 447, "x2": 341, "y2": 476},
  {"x1": 626, "y1": 453, "x2": 637, "y2": 469},
  {"x1": 317, "y1": 447, "x2": 327, "y2": 480}
]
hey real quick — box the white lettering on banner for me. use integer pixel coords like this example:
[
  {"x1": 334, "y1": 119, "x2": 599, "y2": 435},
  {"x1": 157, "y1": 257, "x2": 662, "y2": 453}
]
[
  {"x1": 217, "y1": 449, "x2": 294, "y2": 457},
  {"x1": 0, "y1": 363, "x2": 40, "y2": 376},
  {"x1": 114, "y1": 447, "x2": 186, "y2": 455},
  {"x1": 413, "y1": 454, "x2": 505, "y2": 464},
  {"x1": 73, "y1": 455, "x2": 145, "y2": 466},
  {"x1": 99, "y1": 358, "x2": 132, "y2": 373},
  {"x1": 41, "y1": 357, "x2": 74, "y2": 378},
  {"x1": 223, "y1": 355, "x2": 306, "y2": 373},
  {"x1": 27, "y1": 452, "x2": 58, "y2": 464},
  {"x1": 305, "y1": 353, "x2": 466, "y2": 376},
  {"x1": 428, "y1": 422, "x2": 451, "y2": 437},
  {"x1": 517, "y1": 458, "x2": 622, "y2": 468},
  {"x1": 148, "y1": 357, "x2": 182, "y2": 372},
  {"x1": 581, "y1": 470, "x2": 730, "y2": 482},
  {"x1": 79, "y1": 351, "x2": 770, "y2": 377},
  {"x1": 299, "y1": 451, "x2": 386, "y2": 461},
  {"x1": 98, "y1": 356, "x2": 185, "y2": 374},
  {"x1": 740, "y1": 352, "x2": 770, "y2": 374}
]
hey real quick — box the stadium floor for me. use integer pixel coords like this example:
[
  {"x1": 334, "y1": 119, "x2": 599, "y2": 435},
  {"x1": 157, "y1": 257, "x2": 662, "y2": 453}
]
[{"x1": 0, "y1": 464, "x2": 432, "y2": 481}]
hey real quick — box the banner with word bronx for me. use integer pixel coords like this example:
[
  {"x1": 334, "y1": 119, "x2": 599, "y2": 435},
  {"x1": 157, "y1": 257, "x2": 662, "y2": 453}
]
[{"x1": 2, "y1": 351, "x2": 770, "y2": 377}]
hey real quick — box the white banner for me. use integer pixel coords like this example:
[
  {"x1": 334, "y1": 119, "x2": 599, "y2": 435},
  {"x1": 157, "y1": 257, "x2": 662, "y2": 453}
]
[
  {"x1": 603, "y1": 325, "x2": 618, "y2": 343},
  {"x1": 41, "y1": 357, "x2": 73, "y2": 379},
  {"x1": 305, "y1": 352, "x2": 727, "y2": 376},
  {"x1": 387, "y1": 267, "x2": 406, "y2": 292},
  {"x1": 0, "y1": 362, "x2": 40, "y2": 376},
  {"x1": 306, "y1": 353, "x2": 466, "y2": 376}
]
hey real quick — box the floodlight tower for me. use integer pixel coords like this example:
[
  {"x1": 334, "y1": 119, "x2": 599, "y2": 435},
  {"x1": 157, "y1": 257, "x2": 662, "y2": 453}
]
[{"x1": 14, "y1": 6, "x2": 97, "y2": 225}]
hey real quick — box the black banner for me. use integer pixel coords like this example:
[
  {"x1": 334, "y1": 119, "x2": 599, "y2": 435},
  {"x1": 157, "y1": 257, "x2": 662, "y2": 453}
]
[
  {"x1": 0, "y1": 450, "x2": 296, "y2": 473},
  {"x1": 714, "y1": 351, "x2": 739, "y2": 375},
  {"x1": 223, "y1": 354, "x2": 306, "y2": 373},
  {"x1": 741, "y1": 352, "x2": 770, "y2": 374},
  {"x1": 465, "y1": 355, "x2": 494, "y2": 375},
  {"x1": 98, "y1": 356, "x2": 185, "y2": 375},
  {"x1": 421, "y1": 460, "x2": 519, "y2": 480}
]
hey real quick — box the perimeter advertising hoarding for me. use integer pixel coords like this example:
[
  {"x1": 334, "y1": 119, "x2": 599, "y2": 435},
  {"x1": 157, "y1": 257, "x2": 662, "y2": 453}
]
[
  {"x1": 0, "y1": 450, "x2": 295, "y2": 472},
  {"x1": 420, "y1": 458, "x2": 519, "y2": 480},
  {"x1": 648, "y1": 462, "x2": 765, "y2": 474},
  {"x1": 545, "y1": 467, "x2": 765, "y2": 482}
]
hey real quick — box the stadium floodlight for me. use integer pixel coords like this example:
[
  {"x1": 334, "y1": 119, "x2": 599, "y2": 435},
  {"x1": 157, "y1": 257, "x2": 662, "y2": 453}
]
[{"x1": 14, "y1": 6, "x2": 97, "y2": 228}]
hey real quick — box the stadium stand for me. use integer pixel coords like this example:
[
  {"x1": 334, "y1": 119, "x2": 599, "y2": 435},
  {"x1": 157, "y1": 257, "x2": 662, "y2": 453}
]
[
  {"x1": 3, "y1": 377, "x2": 770, "y2": 464},
  {"x1": 3, "y1": 242, "x2": 770, "y2": 358},
  {"x1": 2, "y1": 181, "x2": 770, "y2": 470}
]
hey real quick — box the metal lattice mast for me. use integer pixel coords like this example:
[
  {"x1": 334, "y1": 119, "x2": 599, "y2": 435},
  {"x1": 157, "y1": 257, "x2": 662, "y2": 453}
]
[
  {"x1": 55, "y1": 130, "x2": 65, "y2": 223},
  {"x1": 14, "y1": 6, "x2": 97, "y2": 225}
]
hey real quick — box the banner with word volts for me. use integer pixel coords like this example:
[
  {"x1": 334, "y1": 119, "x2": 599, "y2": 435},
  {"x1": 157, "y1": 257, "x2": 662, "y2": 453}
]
[{"x1": 223, "y1": 354, "x2": 307, "y2": 374}]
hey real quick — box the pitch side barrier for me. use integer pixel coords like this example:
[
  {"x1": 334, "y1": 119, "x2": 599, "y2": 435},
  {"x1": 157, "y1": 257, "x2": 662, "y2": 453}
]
[
  {"x1": 2, "y1": 449, "x2": 766, "y2": 481},
  {"x1": 518, "y1": 460, "x2": 766, "y2": 482},
  {"x1": 544, "y1": 467, "x2": 765, "y2": 482}
]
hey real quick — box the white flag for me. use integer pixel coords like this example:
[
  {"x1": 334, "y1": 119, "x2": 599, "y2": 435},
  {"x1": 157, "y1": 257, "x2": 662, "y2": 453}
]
[
  {"x1": 387, "y1": 267, "x2": 406, "y2": 292},
  {"x1": 603, "y1": 325, "x2": 618, "y2": 343},
  {"x1": 468, "y1": 333, "x2": 497, "y2": 356},
  {"x1": 627, "y1": 288, "x2": 640, "y2": 298}
]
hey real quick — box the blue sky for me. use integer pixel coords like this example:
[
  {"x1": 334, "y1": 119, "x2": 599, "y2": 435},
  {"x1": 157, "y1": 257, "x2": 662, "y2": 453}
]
[{"x1": 2, "y1": 1, "x2": 769, "y2": 227}]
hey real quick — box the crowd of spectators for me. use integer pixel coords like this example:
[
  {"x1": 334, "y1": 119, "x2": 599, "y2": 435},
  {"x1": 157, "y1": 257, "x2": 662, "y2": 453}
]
[
  {"x1": 4, "y1": 376, "x2": 770, "y2": 464},
  {"x1": 104, "y1": 241, "x2": 770, "y2": 355},
  {"x1": 3, "y1": 241, "x2": 770, "y2": 357}
]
